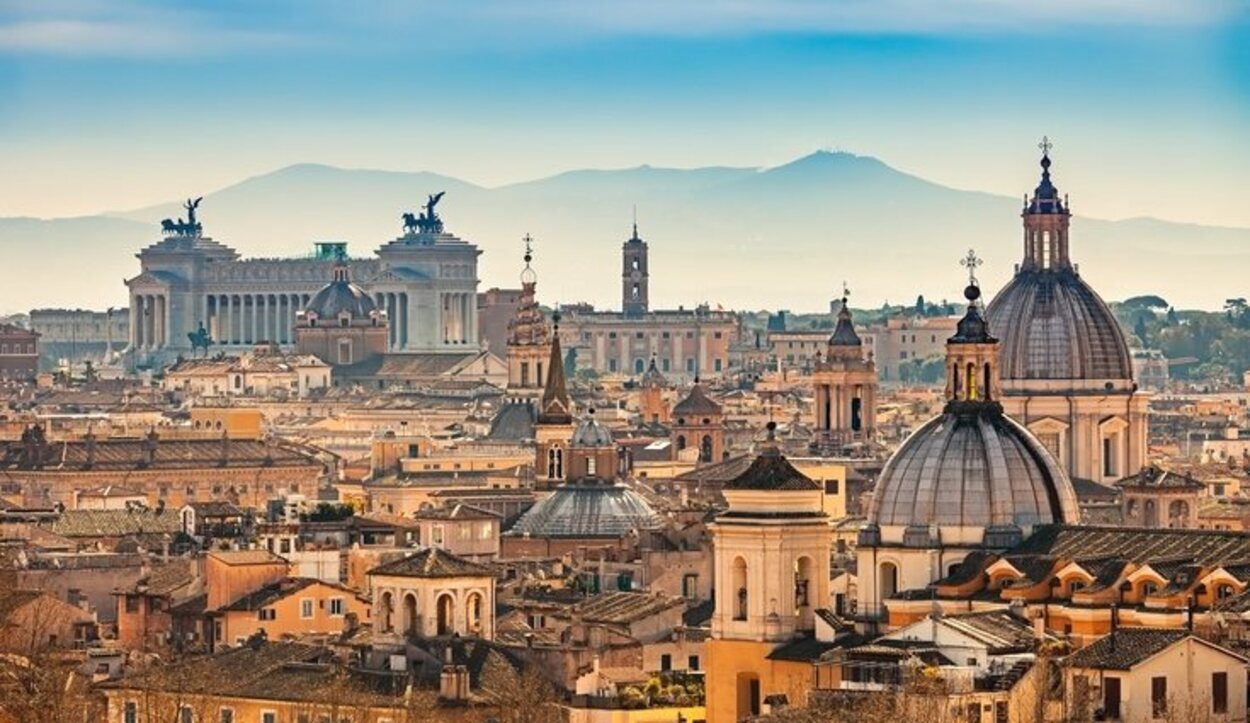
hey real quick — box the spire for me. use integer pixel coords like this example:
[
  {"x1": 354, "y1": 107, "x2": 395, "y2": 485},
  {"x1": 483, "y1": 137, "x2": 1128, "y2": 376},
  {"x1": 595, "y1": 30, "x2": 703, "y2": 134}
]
[
  {"x1": 1026, "y1": 135, "x2": 1067, "y2": 215},
  {"x1": 539, "y1": 310, "x2": 572, "y2": 424},
  {"x1": 520, "y1": 233, "x2": 537, "y2": 286},
  {"x1": 828, "y1": 281, "x2": 862, "y2": 350},
  {"x1": 951, "y1": 250, "x2": 994, "y2": 343},
  {"x1": 630, "y1": 205, "x2": 640, "y2": 242}
]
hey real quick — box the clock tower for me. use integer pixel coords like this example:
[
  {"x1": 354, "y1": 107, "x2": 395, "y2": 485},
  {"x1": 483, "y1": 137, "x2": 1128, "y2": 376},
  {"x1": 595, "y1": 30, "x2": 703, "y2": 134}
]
[{"x1": 621, "y1": 222, "x2": 649, "y2": 317}]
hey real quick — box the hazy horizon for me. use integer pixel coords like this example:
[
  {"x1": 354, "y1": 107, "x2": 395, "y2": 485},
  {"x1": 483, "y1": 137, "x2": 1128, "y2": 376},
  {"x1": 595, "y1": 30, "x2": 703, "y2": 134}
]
[{"x1": 1, "y1": 2, "x2": 1247, "y2": 224}]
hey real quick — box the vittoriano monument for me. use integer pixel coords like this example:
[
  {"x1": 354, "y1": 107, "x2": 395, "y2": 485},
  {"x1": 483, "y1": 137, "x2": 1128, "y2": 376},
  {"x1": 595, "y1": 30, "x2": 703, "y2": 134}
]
[
  {"x1": 402, "y1": 191, "x2": 446, "y2": 235},
  {"x1": 161, "y1": 197, "x2": 204, "y2": 237}
]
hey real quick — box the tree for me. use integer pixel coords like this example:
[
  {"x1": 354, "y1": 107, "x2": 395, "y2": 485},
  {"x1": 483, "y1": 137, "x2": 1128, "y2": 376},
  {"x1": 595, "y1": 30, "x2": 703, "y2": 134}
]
[
  {"x1": 1166, "y1": 306, "x2": 1179, "y2": 325},
  {"x1": 1134, "y1": 314, "x2": 1151, "y2": 347},
  {"x1": 915, "y1": 295, "x2": 927, "y2": 316}
]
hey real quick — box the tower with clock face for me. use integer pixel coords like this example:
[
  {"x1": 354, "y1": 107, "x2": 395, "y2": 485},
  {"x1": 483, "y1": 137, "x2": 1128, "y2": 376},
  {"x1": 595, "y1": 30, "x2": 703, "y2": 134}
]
[{"x1": 621, "y1": 223, "x2": 649, "y2": 317}]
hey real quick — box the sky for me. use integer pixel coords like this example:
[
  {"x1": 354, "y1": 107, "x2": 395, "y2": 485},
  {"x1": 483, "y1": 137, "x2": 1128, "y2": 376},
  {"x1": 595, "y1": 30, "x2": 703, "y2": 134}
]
[{"x1": 0, "y1": 1, "x2": 1248, "y2": 227}]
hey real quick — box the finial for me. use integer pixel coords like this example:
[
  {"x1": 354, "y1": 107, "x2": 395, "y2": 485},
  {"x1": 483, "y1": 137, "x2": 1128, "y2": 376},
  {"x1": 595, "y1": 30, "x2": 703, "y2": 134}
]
[
  {"x1": 766, "y1": 420, "x2": 777, "y2": 442},
  {"x1": 1038, "y1": 135, "x2": 1053, "y2": 157},
  {"x1": 960, "y1": 249, "x2": 983, "y2": 303},
  {"x1": 631, "y1": 204, "x2": 639, "y2": 240},
  {"x1": 552, "y1": 308, "x2": 561, "y2": 330},
  {"x1": 523, "y1": 233, "x2": 534, "y2": 265},
  {"x1": 841, "y1": 280, "x2": 850, "y2": 305}
]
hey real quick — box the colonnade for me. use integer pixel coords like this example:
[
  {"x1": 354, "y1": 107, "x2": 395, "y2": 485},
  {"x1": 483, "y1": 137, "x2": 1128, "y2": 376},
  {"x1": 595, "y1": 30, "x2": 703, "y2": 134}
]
[
  {"x1": 131, "y1": 294, "x2": 169, "y2": 350},
  {"x1": 206, "y1": 293, "x2": 310, "y2": 346}
]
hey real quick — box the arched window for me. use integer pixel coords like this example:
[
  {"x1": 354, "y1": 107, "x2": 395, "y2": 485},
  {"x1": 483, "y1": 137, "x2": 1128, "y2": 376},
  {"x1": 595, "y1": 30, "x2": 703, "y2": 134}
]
[
  {"x1": 403, "y1": 593, "x2": 418, "y2": 635},
  {"x1": 794, "y1": 557, "x2": 812, "y2": 609},
  {"x1": 983, "y1": 363, "x2": 992, "y2": 401},
  {"x1": 700, "y1": 436, "x2": 713, "y2": 463},
  {"x1": 436, "y1": 593, "x2": 455, "y2": 635},
  {"x1": 466, "y1": 592, "x2": 484, "y2": 633},
  {"x1": 380, "y1": 591, "x2": 394, "y2": 633},
  {"x1": 951, "y1": 364, "x2": 960, "y2": 397},
  {"x1": 732, "y1": 557, "x2": 748, "y2": 621},
  {"x1": 1144, "y1": 500, "x2": 1158, "y2": 528},
  {"x1": 634, "y1": 358, "x2": 645, "y2": 374},
  {"x1": 676, "y1": 435, "x2": 687, "y2": 452},
  {"x1": 880, "y1": 562, "x2": 899, "y2": 601},
  {"x1": 1168, "y1": 500, "x2": 1190, "y2": 527},
  {"x1": 547, "y1": 447, "x2": 564, "y2": 479},
  {"x1": 966, "y1": 362, "x2": 977, "y2": 400}
]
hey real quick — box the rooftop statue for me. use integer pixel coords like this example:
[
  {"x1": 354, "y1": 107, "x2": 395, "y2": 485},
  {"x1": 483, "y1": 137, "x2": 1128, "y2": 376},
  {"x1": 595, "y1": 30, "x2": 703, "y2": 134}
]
[
  {"x1": 401, "y1": 191, "x2": 446, "y2": 235},
  {"x1": 160, "y1": 197, "x2": 204, "y2": 237}
]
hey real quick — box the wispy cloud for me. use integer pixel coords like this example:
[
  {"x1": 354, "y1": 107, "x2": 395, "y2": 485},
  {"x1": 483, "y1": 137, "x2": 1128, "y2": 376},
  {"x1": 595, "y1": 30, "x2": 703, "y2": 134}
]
[
  {"x1": 0, "y1": 0, "x2": 1241, "y2": 58},
  {"x1": 0, "y1": 1, "x2": 294, "y2": 57}
]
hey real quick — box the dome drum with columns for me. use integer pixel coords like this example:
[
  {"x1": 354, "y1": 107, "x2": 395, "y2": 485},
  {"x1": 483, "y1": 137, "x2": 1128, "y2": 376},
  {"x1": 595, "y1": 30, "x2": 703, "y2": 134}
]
[{"x1": 985, "y1": 142, "x2": 1148, "y2": 484}]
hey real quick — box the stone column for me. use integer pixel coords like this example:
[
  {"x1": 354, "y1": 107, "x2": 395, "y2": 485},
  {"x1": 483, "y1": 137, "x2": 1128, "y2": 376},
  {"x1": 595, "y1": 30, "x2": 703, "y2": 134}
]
[
  {"x1": 133, "y1": 296, "x2": 144, "y2": 349},
  {"x1": 398, "y1": 292, "x2": 408, "y2": 350}
]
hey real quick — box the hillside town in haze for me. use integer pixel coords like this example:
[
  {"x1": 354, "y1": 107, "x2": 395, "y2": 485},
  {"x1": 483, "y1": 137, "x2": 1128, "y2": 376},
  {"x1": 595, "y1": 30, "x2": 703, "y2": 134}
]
[{"x1": 5, "y1": 145, "x2": 1250, "y2": 723}]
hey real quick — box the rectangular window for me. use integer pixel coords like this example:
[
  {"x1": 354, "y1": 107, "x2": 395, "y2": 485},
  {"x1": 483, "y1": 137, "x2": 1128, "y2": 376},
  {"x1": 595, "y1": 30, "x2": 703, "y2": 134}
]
[
  {"x1": 1213, "y1": 671, "x2": 1228, "y2": 714},
  {"x1": 688, "y1": 655, "x2": 699, "y2": 671},
  {"x1": 124, "y1": 702, "x2": 138, "y2": 723},
  {"x1": 329, "y1": 598, "x2": 344, "y2": 616},
  {"x1": 432, "y1": 525, "x2": 444, "y2": 546},
  {"x1": 220, "y1": 709, "x2": 235, "y2": 723},
  {"x1": 608, "y1": 359, "x2": 618, "y2": 372},
  {"x1": 1151, "y1": 676, "x2": 1167, "y2": 716},
  {"x1": 994, "y1": 701, "x2": 1007, "y2": 723},
  {"x1": 714, "y1": 358, "x2": 722, "y2": 372},
  {"x1": 262, "y1": 713, "x2": 277, "y2": 723},
  {"x1": 1103, "y1": 437, "x2": 1117, "y2": 477},
  {"x1": 179, "y1": 707, "x2": 193, "y2": 723},
  {"x1": 259, "y1": 608, "x2": 276, "y2": 621},
  {"x1": 686, "y1": 358, "x2": 695, "y2": 372},
  {"x1": 662, "y1": 358, "x2": 670, "y2": 372},
  {"x1": 660, "y1": 654, "x2": 672, "y2": 671}
]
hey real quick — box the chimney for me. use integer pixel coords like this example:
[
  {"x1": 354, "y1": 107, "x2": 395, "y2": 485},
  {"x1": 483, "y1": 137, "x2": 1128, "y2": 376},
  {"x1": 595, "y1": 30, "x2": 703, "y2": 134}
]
[
  {"x1": 84, "y1": 428, "x2": 96, "y2": 469},
  {"x1": 142, "y1": 429, "x2": 159, "y2": 467},
  {"x1": 439, "y1": 646, "x2": 470, "y2": 702}
]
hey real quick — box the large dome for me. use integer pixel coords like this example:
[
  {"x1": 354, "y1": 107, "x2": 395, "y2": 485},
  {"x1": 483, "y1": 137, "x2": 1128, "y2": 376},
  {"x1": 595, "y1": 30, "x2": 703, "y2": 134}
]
[
  {"x1": 986, "y1": 270, "x2": 1132, "y2": 382},
  {"x1": 306, "y1": 265, "x2": 377, "y2": 320},
  {"x1": 507, "y1": 479, "x2": 662, "y2": 538},
  {"x1": 869, "y1": 405, "x2": 1079, "y2": 530}
]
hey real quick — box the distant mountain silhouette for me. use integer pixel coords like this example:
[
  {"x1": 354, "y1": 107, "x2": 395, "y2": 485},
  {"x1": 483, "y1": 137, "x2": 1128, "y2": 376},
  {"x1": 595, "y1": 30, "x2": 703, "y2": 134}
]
[{"x1": 3, "y1": 151, "x2": 1247, "y2": 313}]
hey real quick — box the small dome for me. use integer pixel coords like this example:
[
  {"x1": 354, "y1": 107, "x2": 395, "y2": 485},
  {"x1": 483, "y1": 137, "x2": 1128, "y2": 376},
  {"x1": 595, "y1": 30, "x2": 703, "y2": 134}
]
[
  {"x1": 986, "y1": 271, "x2": 1133, "y2": 381},
  {"x1": 506, "y1": 481, "x2": 662, "y2": 538},
  {"x1": 306, "y1": 264, "x2": 377, "y2": 320},
  {"x1": 869, "y1": 406, "x2": 1079, "y2": 530},
  {"x1": 571, "y1": 412, "x2": 614, "y2": 447},
  {"x1": 828, "y1": 299, "x2": 862, "y2": 347}
]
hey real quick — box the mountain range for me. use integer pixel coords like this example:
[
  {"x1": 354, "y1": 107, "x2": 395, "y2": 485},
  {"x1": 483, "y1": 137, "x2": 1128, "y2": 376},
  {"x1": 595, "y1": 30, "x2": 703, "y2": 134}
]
[{"x1": 4, "y1": 151, "x2": 1247, "y2": 314}]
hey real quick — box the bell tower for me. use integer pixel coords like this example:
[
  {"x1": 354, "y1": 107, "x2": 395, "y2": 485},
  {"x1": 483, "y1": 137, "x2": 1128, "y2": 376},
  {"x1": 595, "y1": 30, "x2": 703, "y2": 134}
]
[
  {"x1": 706, "y1": 422, "x2": 830, "y2": 722},
  {"x1": 811, "y1": 284, "x2": 876, "y2": 452},
  {"x1": 505, "y1": 234, "x2": 550, "y2": 392},
  {"x1": 621, "y1": 220, "x2": 649, "y2": 317}
]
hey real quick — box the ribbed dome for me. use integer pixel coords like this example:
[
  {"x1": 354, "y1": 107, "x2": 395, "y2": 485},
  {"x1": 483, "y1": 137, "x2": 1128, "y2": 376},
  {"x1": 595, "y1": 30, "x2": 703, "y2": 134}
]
[
  {"x1": 986, "y1": 270, "x2": 1133, "y2": 381},
  {"x1": 306, "y1": 265, "x2": 377, "y2": 320},
  {"x1": 869, "y1": 405, "x2": 1079, "y2": 530},
  {"x1": 507, "y1": 480, "x2": 662, "y2": 538}
]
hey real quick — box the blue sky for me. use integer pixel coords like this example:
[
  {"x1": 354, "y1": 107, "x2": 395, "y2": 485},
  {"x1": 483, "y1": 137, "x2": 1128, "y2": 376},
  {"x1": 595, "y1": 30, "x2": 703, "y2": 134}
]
[{"x1": 1, "y1": 0, "x2": 1248, "y2": 225}]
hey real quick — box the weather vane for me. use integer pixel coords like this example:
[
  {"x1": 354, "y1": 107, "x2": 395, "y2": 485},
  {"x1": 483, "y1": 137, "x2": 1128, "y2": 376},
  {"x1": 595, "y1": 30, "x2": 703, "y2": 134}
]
[
  {"x1": 1038, "y1": 135, "x2": 1053, "y2": 156},
  {"x1": 841, "y1": 280, "x2": 850, "y2": 302},
  {"x1": 961, "y1": 249, "x2": 983, "y2": 287},
  {"x1": 522, "y1": 233, "x2": 534, "y2": 265}
]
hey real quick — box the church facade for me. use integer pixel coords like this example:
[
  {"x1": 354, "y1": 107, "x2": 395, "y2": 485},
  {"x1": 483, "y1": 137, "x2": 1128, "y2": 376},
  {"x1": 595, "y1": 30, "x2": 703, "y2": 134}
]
[{"x1": 124, "y1": 195, "x2": 480, "y2": 368}]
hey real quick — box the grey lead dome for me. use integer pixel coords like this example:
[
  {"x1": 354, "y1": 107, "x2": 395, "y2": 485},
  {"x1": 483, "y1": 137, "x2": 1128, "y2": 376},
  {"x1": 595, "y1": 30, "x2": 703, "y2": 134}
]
[
  {"x1": 868, "y1": 408, "x2": 1080, "y2": 529},
  {"x1": 986, "y1": 270, "x2": 1133, "y2": 382}
]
